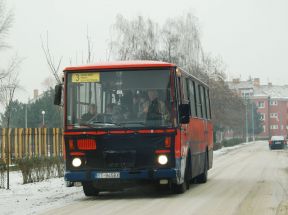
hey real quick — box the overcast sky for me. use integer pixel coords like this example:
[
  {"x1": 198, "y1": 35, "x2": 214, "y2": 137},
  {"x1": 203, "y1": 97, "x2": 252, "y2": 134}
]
[{"x1": 2, "y1": 0, "x2": 288, "y2": 102}]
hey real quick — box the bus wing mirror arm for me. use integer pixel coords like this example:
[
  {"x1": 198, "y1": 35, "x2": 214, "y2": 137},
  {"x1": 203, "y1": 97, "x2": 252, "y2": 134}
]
[
  {"x1": 54, "y1": 84, "x2": 63, "y2": 106},
  {"x1": 179, "y1": 104, "x2": 190, "y2": 124}
]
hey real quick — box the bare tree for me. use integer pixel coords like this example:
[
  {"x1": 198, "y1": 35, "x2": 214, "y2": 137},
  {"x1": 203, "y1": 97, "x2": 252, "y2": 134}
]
[
  {"x1": 110, "y1": 13, "x2": 203, "y2": 71},
  {"x1": 0, "y1": 0, "x2": 13, "y2": 51},
  {"x1": 41, "y1": 76, "x2": 56, "y2": 90},
  {"x1": 110, "y1": 15, "x2": 159, "y2": 60},
  {"x1": 202, "y1": 54, "x2": 247, "y2": 141},
  {"x1": 85, "y1": 27, "x2": 95, "y2": 64},
  {"x1": 0, "y1": 69, "x2": 7, "y2": 81},
  {"x1": 161, "y1": 19, "x2": 181, "y2": 63},
  {"x1": 0, "y1": 57, "x2": 21, "y2": 121},
  {"x1": 0, "y1": 0, "x2": 14, "y2": 81},
  {"x1": 41, "y1": 32, "x2": 62, "y2": 84},
  {"x1": 0, "y1": 56, "x2": 21, "y2": 190},
  {"x1": 163, "y1": 14, "x2": 203, "y2": 71}
]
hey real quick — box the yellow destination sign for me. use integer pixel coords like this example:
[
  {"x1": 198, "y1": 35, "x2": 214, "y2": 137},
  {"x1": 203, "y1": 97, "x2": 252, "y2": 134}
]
[{"x1": 72, "y1": 73, "x2": 100, "y2": 83}]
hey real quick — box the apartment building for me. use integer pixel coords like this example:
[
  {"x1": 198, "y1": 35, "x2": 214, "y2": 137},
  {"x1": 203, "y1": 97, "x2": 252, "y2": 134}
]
[{"x1": 228, "y1": 78, "x2": 288, "y2": 138}]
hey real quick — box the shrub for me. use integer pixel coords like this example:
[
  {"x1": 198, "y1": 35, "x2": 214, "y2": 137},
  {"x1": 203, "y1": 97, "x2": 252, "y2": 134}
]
[
  {"x1": 15, "y1": 156, "x2": 64, "y2": 184},
  {"x1": 213, "y1": 142, "x2": 222, "y2": 151},
  {"x1": 16, "y1": 157, "x2": 33, "y2": 183},
  {"x1": 221, "y1": 138, "x2": 245, "y2": 147}
]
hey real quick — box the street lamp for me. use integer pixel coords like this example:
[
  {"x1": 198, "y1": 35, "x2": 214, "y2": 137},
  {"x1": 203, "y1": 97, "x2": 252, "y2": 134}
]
[
  {"x1": 245, "y1": 97, "x2": 249, "y2": 143},
  {"x1": 267, "y1": 96, "x2": 271, "y2": 139},
  {"x1": 25, "y1": 98, "x2": 30, "y2": 128},
  {"x1": 41, "y1": 110, "x2": 45, "y2": 127}
]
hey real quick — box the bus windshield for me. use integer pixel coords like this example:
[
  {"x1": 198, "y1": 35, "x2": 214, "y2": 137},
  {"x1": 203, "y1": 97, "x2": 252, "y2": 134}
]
[{"x1": 66, "y1": 69, "x2": 173, "y2": 129}]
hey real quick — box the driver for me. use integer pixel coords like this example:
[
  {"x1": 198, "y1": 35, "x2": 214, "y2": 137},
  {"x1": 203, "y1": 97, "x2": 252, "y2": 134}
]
[{"x1": 81, "y1": 104, "x2": 97, "y2": 122}]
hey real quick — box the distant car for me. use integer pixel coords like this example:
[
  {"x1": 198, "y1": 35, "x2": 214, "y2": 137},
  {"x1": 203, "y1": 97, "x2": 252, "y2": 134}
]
[{"x1": 269, "y1": 136, "x2": 287, "y2": 150}]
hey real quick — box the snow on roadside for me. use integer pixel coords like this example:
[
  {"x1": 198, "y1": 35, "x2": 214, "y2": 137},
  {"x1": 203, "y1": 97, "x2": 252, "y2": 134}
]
[
  {"x1": 213, "y1": 141, "x2": 260, "y2": 156},
  {"x1": 0, "y1": 171, "x2": 83, "y2": 215}
]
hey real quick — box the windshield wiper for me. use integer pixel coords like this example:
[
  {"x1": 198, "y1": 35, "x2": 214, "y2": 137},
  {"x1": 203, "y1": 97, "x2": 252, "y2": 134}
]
[
  {"x1": 78, "y1": 123, "x2": 98, "y2": 128},
  {"x1": 117, "y1": 122, "x2": 146, "y2": 127},
  {"x1": 87, "y1": 120, "x2": 121, "y2": 127}
]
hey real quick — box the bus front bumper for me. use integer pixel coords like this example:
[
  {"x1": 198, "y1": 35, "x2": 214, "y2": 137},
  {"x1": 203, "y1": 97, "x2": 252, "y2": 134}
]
[{"x1": 65, "y1": 169, "x2": 179, "y2": 182}]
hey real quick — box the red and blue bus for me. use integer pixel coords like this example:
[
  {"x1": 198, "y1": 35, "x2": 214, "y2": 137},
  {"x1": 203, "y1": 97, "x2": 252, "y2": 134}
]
[{"x1": 54, "y1": 61, "x2": 213, "y2": 196}]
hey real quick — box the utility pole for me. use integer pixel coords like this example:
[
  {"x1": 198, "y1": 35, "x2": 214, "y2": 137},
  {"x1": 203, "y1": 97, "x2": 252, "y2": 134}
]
[
  {"x1": 25, "y1": 104, "x2": 27, "y2": 128},
  {"x1": 41, "y1": 111, "x2": 46, "y2": 127},
  {"x1": 267, "y1": 96, "x2": 271, "y2": 139},
  {"x1": 245, "y1": 97, "x2": 249, "y2": 143},
  {"x1": 6, "y1": 102, "x2": 11, "y2": 190},
  {"x1": 279, "y1": 111, "x2": 283, "y2": 136},
  {"x1": 251, "y1": 101, "x2": 255, "y2": 141},
  {"x1": 25, "y1": 97, "x2": 30, "y2": 128}
]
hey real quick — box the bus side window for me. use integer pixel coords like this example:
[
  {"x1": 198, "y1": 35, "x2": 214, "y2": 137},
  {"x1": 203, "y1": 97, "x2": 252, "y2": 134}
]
[
  {"x1": 196, "y1": 83, "x2": 203, "y2": 118},
  {"x1": 182, "y1": 77, "x2": 189, "y2": 104},
  {"x1": 187, "y1": 79, "x2": 197, "y2": 117},
  {"x1": 199, "y1": 85, "x2": 207, "y2": 119},
  {"x1": 205, "y1": 88, "x2": 211, "y2": 119},
  {"x1": 176, "y1": 76, "x2": 181, "y2": 106}
]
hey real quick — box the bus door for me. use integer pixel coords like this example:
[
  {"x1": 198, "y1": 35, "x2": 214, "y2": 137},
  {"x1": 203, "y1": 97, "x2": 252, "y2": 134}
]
[
  {"x1": 198, "y1": 85, "x2": 208, "y2": 148},
  {"x1": 189, "y1": 83, "x2": 205, "y2": 175},
  {"x1": 176, "y1": 71, "x2": 189, "y2": 174}
]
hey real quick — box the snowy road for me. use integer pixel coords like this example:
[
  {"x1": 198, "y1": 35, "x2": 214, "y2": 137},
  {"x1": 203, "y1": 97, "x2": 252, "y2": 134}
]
[
  {"x1": 2, "y1": 141, "x2": 288, "y2": 215},
  {"x1": 41, "y1": 141, "x2": 288, "y2": 215}
]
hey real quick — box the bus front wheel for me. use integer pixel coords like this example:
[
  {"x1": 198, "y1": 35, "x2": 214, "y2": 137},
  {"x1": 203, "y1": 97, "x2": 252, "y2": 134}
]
[
  {"x1": 172, "y1": 158, "x2": 190, "y2": 194},
  {"x1": 82, "y1": 182, "x2": 99, "y2": 196}
]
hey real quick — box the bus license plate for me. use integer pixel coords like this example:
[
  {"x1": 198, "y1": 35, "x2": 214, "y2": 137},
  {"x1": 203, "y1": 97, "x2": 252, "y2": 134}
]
[{"x1": 96, "y1": 172, "x2": 120, "y2": 179}]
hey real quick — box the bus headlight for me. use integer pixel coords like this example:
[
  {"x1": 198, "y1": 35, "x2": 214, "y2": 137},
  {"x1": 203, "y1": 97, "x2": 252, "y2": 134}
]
[
  {"x1": 158, "y1": 155, "x2": 168, "y2": 165},
  {"x1": 72, "y1": 157, "x2": 82, "y2": 167}
]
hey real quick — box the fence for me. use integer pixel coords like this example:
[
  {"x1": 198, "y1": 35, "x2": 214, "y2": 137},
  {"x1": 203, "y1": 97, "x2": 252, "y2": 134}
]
[{"x1": 0, "y1": 128, "x2": 64, "y2": 164}]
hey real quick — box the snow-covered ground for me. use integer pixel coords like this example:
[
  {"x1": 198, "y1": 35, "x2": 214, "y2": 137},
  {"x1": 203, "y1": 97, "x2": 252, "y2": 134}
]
[
  {"x1": 0, "y1": 172, "x2": 83, "y2": 215},
  {"x1": 213, "y1": 141, "x2": 256, "y2": 156},
  {"x1": 0, "y1": 141, "x2": 256, "y2": 215}
]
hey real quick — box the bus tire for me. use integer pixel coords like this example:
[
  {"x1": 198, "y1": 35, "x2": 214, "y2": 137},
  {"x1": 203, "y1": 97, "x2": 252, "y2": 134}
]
[
  {"x1": 83, "y1": 182, "x2": 99, "y2": 196},
  {"x1": 172, "y1": 158, "x2": 189, "y2": 194},
  {"x1": 196, "y1": 154, "x2": 208, "y2": 183}
]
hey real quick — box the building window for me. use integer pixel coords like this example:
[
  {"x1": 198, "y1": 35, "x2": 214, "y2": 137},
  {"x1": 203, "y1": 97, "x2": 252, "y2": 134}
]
[
  {"x1": 259, "y1": 113, "x2": 265, "y2": 121},
  {"x1": 263, "y1": 125, "x2": 266, "y2": 132},
  {"x1": 270, "y1": 125, "x2": 278, "y2": 130},
  {"x1": 258, "y1": 101, "x2": 264, "y2": 108},
  {"x1": 270, "y1": 100, "x2": 278, "y2": 106},
  {"x1": 270, "y1": 113, "x2": 278, "y2": 118}
]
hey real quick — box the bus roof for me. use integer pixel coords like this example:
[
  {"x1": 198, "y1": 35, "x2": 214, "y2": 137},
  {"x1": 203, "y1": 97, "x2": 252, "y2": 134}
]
[{"x1": 64, "y1": 61, "x2": 176, "y2": 71}]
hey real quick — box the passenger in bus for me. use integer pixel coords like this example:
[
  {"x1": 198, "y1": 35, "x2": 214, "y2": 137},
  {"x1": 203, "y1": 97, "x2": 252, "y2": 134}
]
[
  {"x1": 130, "y1": 93, "x2": 147, "y2": 119},
  {"x1": 103, "y1": 103, "x2": 116, "y2": 122},
  {"x1": 131, "y1": 94, "x2": 140, "y2": 117},
  {"x1": 105, "y1": 103, "x2": 124, "y2": 122},
  {"x1": 105, "y1": 103, "x2": 115, "y2": 114},
  {"x1": 144, "y1": 90, "x2": 166, "y2": 123},
  {"x1": 81, "y1": 104, "x2": 97, "y2": 122}
]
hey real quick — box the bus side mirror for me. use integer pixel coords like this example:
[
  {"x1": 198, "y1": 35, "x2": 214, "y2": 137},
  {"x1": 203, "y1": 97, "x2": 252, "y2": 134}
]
[
  {"x1": 179, "y1": 104, "x2": 190, "y2": 124},
  {"x1": 54, "y1": 84, "x2": 63, "y2": 106}
]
